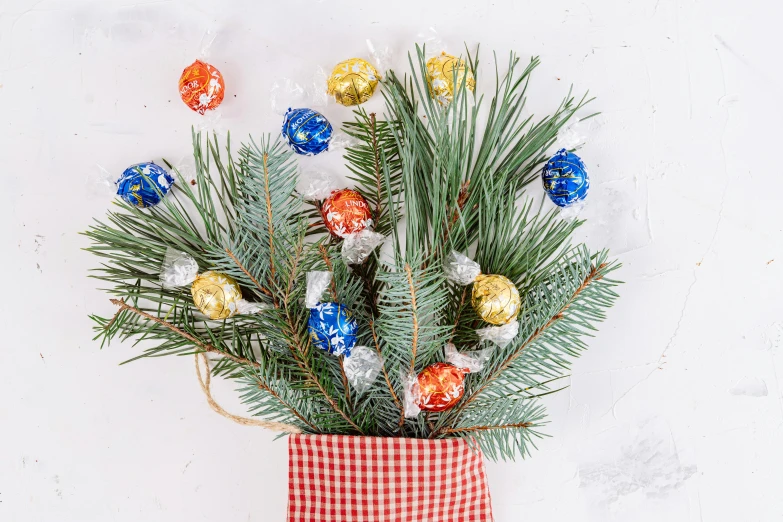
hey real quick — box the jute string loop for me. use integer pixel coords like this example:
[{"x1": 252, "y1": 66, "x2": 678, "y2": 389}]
[{"x1": 195, "y1": 353, "x2": 302, "y2": 433}]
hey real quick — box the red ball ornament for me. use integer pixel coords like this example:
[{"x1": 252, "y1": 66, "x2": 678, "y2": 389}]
[
  {"x1": 414, "y1": 362, "x2": 467, "y2": 412},
  {"x1": 321, "y1": 189, "x2": 372, "y2": 238},
  {"x1": 179, "y1": 60, "x2": 225, "y2": 114}
]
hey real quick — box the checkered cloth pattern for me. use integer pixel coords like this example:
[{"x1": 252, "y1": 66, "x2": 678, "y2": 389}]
[{"x1": 287, "y1": 434, "x2": 494, "y2": 522}]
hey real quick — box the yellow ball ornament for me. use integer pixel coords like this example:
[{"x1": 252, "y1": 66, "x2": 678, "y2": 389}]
[
  {"x1": 190, "y1": 271, "x2": 243, "y2": 320},
  {"x1": 326, "y1": 58, "x2": 380, "y2": 106},
  {"x1": 471, "y1": 274, "x2": 521, "y2": 325},
  {"x1": 426, "y1": 52, "x2": 475, "y2": 105}
]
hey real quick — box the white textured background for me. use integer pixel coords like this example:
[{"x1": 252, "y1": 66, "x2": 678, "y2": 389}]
[{"x1": 2, "y1": 0, "x2": 782, "y2": 520}]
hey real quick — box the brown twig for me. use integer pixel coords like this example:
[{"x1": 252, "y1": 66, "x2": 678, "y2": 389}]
[
  {"x1": 318, "y1": 243, "x2": 338, "y2": 300},
  {"x1": 434, "y1": 422, "x2": 533, "y2": 437},
  {"x1": 224, "y1": 248, "x2": 272, "y2": 297},
  {"x1": 261, "y1": 153, "x2": 276, "y2": 280},
  {"x1": 370, "y1": 112, "x2": 383, "y2": 220},
  {"x1": 441, "y1": 179, "x2": 472, "y2": 247},
  {"x1": 404, "y1": 263, "x2": 420, "y2": 373}
]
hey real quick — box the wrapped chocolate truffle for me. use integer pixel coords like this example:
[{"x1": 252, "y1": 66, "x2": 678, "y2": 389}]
[
  {"x1": 116, "y1": 162, "x2": 174, "y2": 208},
  {"x1": 404, "y1": 343, "x2": 489, "y2": 416},
  {"x1": 159, "y1": 248, "x2": 264, "y2": 320},
  {"x1": 305, "y1": 271, "x2": 358, "y2": 356},
  {"x1": 298, "y1": 172, "x2": 384, "y2": 265},
  {"x1": 320, "y1": 189, "x2": 373, "y2": 238},
  {"x1": 541, "y1": 148, "x2": 590, "y2": 208},
  {"x1": 443, "y1": 251, "x2": 521, "y2": 347},
  {"x1": 304, "y1": 272, "x2": 382, "y2": 394},
  {"x1": 179, "y1": 60, "x2": 225, "y2": 114},
  {"x1": 426, "y1": 52, "x2": 475, "y2": 105},
  {"x1": 281, "y1": 108, "x2": 333, "y2": 156},
  {"x1": 326, "y1": 58, "x2": 381, "y2": 106}
]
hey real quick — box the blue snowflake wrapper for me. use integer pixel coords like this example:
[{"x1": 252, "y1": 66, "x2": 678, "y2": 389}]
[
  {"x1": 308, "y1": 302, "x2": 358, "y2": 356},
  {"x1": 116, "y1": 162, "x2": 174, "y2": 208},
  {"x1": 281, "y1": 108, "x2": 333, "y2": 156},
  {"x1": 541, "y1": 148, "x2": 590, "y2": 207}
]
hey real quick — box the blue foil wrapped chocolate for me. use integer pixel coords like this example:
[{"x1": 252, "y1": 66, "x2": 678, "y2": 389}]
[
  {"x1": 281, "y1": 108, "x2": 333, "y2": 156},
  {"x1": 308, "y1": 302, "x2": 358, "y2": 356},
  {"x1": 116, "y1": 162, "x2": 174, "y2": 208},
  {"x1": 541, "y1": 149, "x2": 590, "y2": 207}
]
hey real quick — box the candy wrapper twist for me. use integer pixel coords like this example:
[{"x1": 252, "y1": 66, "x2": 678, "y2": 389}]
[{"x1": 342, "y1": 346, "x2": 383, "y2": 397}]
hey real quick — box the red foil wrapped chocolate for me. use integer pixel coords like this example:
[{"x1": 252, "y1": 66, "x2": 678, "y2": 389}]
[
  {"x1": 321, "y1": 189, "x2": 372, "y2": 238},
  {"x1": 414, "y1": 362, "x2": 467, "y2": 412},
  {"x1": 179, "y1": 60, "x2": 225, "y2": 114}
]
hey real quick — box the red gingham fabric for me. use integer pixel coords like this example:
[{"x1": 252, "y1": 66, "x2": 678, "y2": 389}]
[{"x1": 287, "y1": 434, "x2": 493, "y2": 522}]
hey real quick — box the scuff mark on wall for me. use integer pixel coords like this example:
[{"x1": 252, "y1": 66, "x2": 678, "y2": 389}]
[
  {"x1": 577, "y1": 420, "x2": 696, "y2": 507},
  {"x1": 729, "y1": 377, "x2": 768, "y2": 397}
]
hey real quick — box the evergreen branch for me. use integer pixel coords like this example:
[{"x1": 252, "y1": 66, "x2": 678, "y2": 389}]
[
  {"x1": 370, "y1": 320, "x2": 402, "y2": 415},
  {"x1": 437, "y1": 398, "x2": 548, "y2": 461},
  {"x1": 445, "y1": 250, "x2": 621, "y2": 432},
  {"x1": 107, "y1": 298, "x2": 260, "y2": 368},
  {"x1": 281, "y1": 302, "x2": 363, "y2": 434},
  {"x1": 252, "y1": 378, "x2": 317, "y2": 432},
  {"x1": 224, "y1": 247, "x2": 272, "y2": 297}
]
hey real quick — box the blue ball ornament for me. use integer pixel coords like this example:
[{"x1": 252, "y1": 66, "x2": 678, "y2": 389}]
[
  {"x1": 308, "y1": 302, "x2": 358, "y2": 356},
  {"x1": 541, "y1": 149, "x2": 590, "y2": 207},
  {"x1": 281, "y1": 108, "x2": 333, "y2": 156},
  {"x1": 116, "y1": 162, "x2": 174, "y2": 208}
]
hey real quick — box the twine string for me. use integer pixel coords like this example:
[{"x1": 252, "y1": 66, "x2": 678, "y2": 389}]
[{"x1": 194, "y1": 353, "x2": 301, "y2": 433}]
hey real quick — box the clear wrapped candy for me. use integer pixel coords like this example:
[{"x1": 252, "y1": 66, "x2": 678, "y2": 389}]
[
  {"x1": 443, "y1": 251, "x2": 481, "y2": 286},
  {"x1": 476, "y1": 320, "x2": 519, "y2": 349}
]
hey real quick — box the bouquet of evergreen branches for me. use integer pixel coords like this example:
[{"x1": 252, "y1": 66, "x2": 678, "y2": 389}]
[{"x1": 85, "y1": 45, "x2": 620, "y2": 462}]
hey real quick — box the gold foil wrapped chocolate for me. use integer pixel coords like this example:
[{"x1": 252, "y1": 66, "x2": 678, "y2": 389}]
[
  {"x1": 190, "y1": 271, "x2": 243, "y2": 320},
  {"x1": 326, "y1": 58, "x2": 380, "y2": 106},
  {"x1": 471, "y1": 274, "x2": 520, "y2": 325},
  {"x1": 426, "y1": 52, "x2": 475, "y2": 105}
]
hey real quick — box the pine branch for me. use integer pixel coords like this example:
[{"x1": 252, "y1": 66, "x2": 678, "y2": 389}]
[
  {"x1": 224, "y1": 247, "x2": 272, "y2": 297},
  {"x1": 436, "y1": 397, "x2": 548, "y2": 461},
  {"x1": 106, "y1": 298, "x2": 260, "y2": 368},
  {"x1": 448, "y1": 249, "x2": 620, "y2": 421}
]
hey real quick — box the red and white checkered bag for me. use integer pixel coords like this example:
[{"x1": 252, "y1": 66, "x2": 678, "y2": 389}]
[{"x1": 287, "y1": 434, "x2": 494, "y2": 522}]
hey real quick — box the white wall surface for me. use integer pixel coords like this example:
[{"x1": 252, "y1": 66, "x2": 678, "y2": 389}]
[{"x1": 2, "y1": 0, "x2": 782, "y2": 520}]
